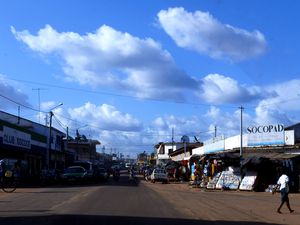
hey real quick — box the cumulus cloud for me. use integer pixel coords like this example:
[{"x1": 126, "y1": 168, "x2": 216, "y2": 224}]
[
  {"x1": 11, "y1": 25, "x2": 198, "y2": 101},
  {"x1": 157, "y1": 7, "x2": 267, "y2": 61},
  {"x1": 67, "y1": 102, "x2": 142, "y2": 132},
  {"x1": 254, "y1": 79, "x2": 300, "y2": 125},
  {"x1": 150, "y1": 115, "x2": 210, "y2": 142},
  {"x1": 0, "y1": 74, "x2": 29, "y2": 109},
  {"x1": 204, "y1": 79, "x2": 300, "y2": 135},
  {"x1": 205, "y1": 106, "x2": 252, "y2": 137},
  {"x1": 198, "y1": 74, "x2": 270, "y2": 104}
]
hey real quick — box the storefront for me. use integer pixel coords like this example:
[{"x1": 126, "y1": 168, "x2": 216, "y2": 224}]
[
  {"x1": 0, "y1": 111, "x2": 66, "y2": 182},
  {"x1": 0, "y1": 121, "x2": 47, "y2": 181}
]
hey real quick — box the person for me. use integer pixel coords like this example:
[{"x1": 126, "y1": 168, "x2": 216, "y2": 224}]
[
  {"x1": 113, "y1": 167, "x2": 120, "y2": 181},
  {"x1": 0, "y1": 160, "x2": 3, "y2": 181},
  {"x1": 273, "y1": 169, "x2": 294, "y2": 214},
  {"x1": 129, "y1": 167, "x2": 135, "y2": 181}
]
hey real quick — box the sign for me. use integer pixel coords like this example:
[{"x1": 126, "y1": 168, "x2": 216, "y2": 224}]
[
  {"x1": 247, "y1": 124, "x2": 284, "y2": 147},
  {"x1": 239, "y1": 171, "x2": 257, "y2": 191},
  {"x1": 3, "y1": 126, "x2": 31, "y2": 149}
]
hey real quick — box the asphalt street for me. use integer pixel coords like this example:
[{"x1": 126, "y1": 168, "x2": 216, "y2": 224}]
[{"x1": 0, "y1": 173, "x2": 299, "y2": 225}]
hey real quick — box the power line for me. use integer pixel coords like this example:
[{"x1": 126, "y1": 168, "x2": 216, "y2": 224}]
[
  {"x1": 4, "y1": 77, "x2": 300, "y2": 111},
  {"x1": 52, "y1": 114, "x2": 68, "y2": 132},
  {"x1": 6, "y1": 77, "x2": 238, "y2": 108},
  {"x1": 0, "y1": 93, "x2": 46, "y2": 113}
]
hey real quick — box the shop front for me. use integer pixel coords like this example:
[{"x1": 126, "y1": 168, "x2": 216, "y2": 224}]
[{"x1": 0, "y1": 120, "x2": 47, "y2": 182}]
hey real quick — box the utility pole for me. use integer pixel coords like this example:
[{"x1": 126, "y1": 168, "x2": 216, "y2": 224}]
[
  {"x1": 172, "y1": 127, "x2": 174, "y2": 153},
  {"x1": 239, "y1": 106, "x2": 244, "y2": 157},
  {"x1": 214, "y1": 125, "x2": 217, "y2": 138},
  {"x1": 18, "y1": 106, "x2": 20, "y2": 124},
  {"x1": 32, "y1": 88, "x2": 47, "y2": 124},
  {"x1": 46, "y1": 103, "x2": 63, "y2": 170},
  {"x1": 239, "y1": 105, "x2": 244, "y2": 179},
  {"x1": 47, "y1": 111, "x2": 54, "y2": 169}
]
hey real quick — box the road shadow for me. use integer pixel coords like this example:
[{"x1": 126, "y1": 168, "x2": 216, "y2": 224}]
[
  {"x1": 18, "y1": 173, "x2": 141, "y2": 189},
  {"x1": 0, "y1": 214, "x2": 281, "y2": 225}
]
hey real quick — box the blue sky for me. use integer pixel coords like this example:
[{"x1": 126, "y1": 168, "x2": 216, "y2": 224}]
[{"x1": 1, "y1": 1, "x2": 300, "y2": 157}]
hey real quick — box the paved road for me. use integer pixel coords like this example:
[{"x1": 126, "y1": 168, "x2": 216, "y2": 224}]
[{"x1": 0, "y1": 173, "x2": 299, "y2": 225}]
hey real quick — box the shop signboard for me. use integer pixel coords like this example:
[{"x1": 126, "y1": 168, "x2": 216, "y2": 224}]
[
  {"x1": 2, "y1": 126, "x2": 31, "y2": 149},
  {"x1": 215, "y1": 167, "x2": 241, "y2": 190},
  {"x1": 247, "y1": 124, "x2": 284, "y2": 147},
  {"x1": 239, "y1": 171, "x2": 257, "y2": 191},
  {"x1": 203, "y1": 135, "x2": 225, "y2": 154}
]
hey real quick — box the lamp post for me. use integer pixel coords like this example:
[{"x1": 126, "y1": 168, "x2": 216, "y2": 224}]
[{"x1": 46, "y1": 103, "x2": 63, "y2": 170}]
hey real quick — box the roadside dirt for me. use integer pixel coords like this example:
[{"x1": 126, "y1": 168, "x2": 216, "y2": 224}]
[{"x1": 143, "y1": 180, "x2": 300, "y2": 225}]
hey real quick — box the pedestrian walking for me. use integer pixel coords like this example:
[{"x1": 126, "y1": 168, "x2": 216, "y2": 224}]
[{"x1": 273, "y1": 169, "x2": 294, "y2": 214}]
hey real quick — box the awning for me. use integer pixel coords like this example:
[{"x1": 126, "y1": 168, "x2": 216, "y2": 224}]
[{"x1": 243, "y1": 152, "x2": 300, "y2": 160}]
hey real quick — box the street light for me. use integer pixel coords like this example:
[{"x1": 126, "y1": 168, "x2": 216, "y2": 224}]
[{"x1": 46, "y1": 103, "x2": 63, "y2": 169}]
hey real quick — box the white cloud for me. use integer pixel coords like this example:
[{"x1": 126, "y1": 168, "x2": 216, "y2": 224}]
[
  {"x1": 198, "y1": 74, "x2": 268, "y2": 104},
  {"x1": 51, "y1": 102, "x2": 147, "y2": 157},
  {"x1": 150, "y1": 115, "x2": 209, "y2": 142},
  {"x1": 12, "y1": 25, "x2": 198, "y2": 101},
  {"x1": 0, "y1": 74, "x2": 29, "y2": 109},
  {"x1": 204, "y1": 79, "x2": 300, "y2": 134},
  {"x1": 205, "y1": 106, "x2": 252, "y2": 137},
  {"x1": 67, "y1": 102, "x2": 142, "y2": 132},
  {"x1": 157, "y1": 7, "x2": 267, "y2": 61},
  {"x1": 254, "y1": 79, "x2": 300, "y2": 125}
]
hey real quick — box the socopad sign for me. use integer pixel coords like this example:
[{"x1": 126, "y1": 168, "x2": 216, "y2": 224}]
[{"x1": 247, "y1": 124, "x2": 284, "y2": 147}]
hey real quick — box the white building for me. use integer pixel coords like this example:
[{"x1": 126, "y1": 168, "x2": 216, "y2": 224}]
[{"x1": 154, "y1": 142, "x2": 184, "y2": 165}]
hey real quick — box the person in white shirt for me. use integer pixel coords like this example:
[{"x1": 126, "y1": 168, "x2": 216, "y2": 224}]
[{"x1": 274, "y1": 169, "x2": 294, "y2": 214}]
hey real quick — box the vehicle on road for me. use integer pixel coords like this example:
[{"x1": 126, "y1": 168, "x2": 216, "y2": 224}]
[
  {"x1": 72, "y1": 161, "x2": 96, "y2": 181},
  {"x1": 60, "y1": 166, "x2": 88, "y2": 184},
  {"x1": 150, "y1": 168, "x2": 168, "y2": 183},
  {"x1": 125, "y1": 163, "x2": 132, "y2": 169},
  {"x1": 98, "y1": 167, "x2": 109, "y2": 181}
]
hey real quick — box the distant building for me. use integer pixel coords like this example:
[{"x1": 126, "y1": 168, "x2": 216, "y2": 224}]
[
  {"x1": 65, "y1": 138, "x2": 100, "y2": 164},
  {"x1": 154, "y1": 142, "x2": 183, "y2": 165}
]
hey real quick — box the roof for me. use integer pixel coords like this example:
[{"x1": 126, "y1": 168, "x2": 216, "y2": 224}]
[{"x1": 243, "y1": 152, "x2": 300, "y2": 160}]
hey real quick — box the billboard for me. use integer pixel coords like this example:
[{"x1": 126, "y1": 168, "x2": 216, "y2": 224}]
[{"x1": 247, "y1": 124, "x2": 284, "y2": 147}]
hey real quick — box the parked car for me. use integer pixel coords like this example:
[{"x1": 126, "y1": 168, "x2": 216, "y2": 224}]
[
  {"x1": 60, "y1": 166, "x2": 88, "y2": 184},
  {"x1": 150, "y1": 168, "x2": 168, "y2": 183},
  {"x1": 71, "y1": 161, "x2": 95, "y2": 180}
]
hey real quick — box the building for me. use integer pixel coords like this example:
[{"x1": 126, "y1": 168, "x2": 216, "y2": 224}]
[
  {"x1": 169, "y1": 142, "x2": 203, "y2": 162},
  {"x1": 66, "y1": 138, "x2": 101, "y2": 164},
  {"x1": 191, "y1": 123, "x2": 300, "y2": 192},
  {"x1": 0, "y1": 110, "x2": 65, "y2": 179},
  {"x1": 0, "y1": 110, "x2": 103, "y2": 181},
  {"x1": 154, "y1": 142, "x2": 183, "y2": 165}
]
